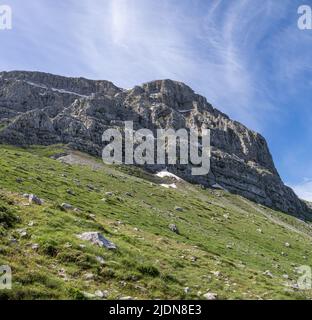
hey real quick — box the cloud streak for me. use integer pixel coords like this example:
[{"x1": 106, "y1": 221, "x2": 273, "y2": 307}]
[{"x1": 291, "y1": 179, "x2": 312, "y2": 202}]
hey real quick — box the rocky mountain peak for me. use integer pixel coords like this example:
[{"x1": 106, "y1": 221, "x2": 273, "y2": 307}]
[{"x1": 0, "y1": 71, "x2": 310, "y2": 218}]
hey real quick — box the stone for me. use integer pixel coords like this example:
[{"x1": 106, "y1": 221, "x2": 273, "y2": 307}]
[
  {"x1": 169, "y1": 224, "x2": 180, "y2": 234},
  {"x1": 67, "y1": 189, "x2": 75, "y2": 196},
  {"x1": 119, "y1": 296, "x2": 133, "y2": 300},
  {"x1": 94, "y1": 290, "x2": 106, "y2": 298},
  {"x1": 29, "y1": 194, "x2": 43, "y2": 205},
  {"x1": 31, "y1": 243, "x2": 40, "y2": 250},
  {"x1": 77, "y1": 232, "x2": 117, "y2": 250},
  {"x1": 96, "y1": 256, "x2": 105, "y2": 265},
  {"x1": 61, "y1": 203, "x2": 74, "y2": 211},
  {"x1": 174, "y1": 206, "x2": 184, "y2": 212},
  {"x1": 84, "y1": 273, "x2": 94, "y2": 280},
  {"x1": 203, "y1": 292, "x2": 218, "y2": 300},
  {"x1": 263, "y1": 270, "x2": 273, "y2": 278}
]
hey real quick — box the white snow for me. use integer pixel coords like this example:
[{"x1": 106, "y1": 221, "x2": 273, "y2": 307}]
[
  {"x1": 25, "y1": 81, "x2": 89, "y2": 98},
  {"x1": 156, "y1": 170, "x2": 181, "y2": 181},
  {"x1": 160, "y1": 183, "x2": 177, "y2": 189},
  {"x1": 50, "y1": 87, "x2": 89, "y2": 98},
  {"x1": 25, "y1": 81, "x2": 47, "y2": 89}
]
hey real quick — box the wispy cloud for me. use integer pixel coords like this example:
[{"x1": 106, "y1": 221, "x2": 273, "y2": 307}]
[
  {"x1": 64, "y1": 0, "x2": 304, "y2": 131},
  {"x1": 290, "y1": 179, "x2": 312, "y2": 202}
]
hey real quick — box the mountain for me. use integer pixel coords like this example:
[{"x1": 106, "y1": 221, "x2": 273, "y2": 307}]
[{"x1": 0, "y1": 71, "x2": 309, "y2": 218}]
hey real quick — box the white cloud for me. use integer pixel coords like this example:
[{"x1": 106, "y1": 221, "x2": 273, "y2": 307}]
[
  {"x1": 290, "y1": 179, "x2": 312, "y2": 202},
  {"x1": 70, "y1": 0, "x2": 292, "y2": 131}
]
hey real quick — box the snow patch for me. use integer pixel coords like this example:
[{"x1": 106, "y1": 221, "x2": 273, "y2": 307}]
[
  {"x1": 160, "y1": 183, "x2": 177, "y2": 189},
  {"x1": 25, "y1": 81, "x2": 89, "y2": 98},
  {"x1": 156, "y1": 170, "x2": 181, "y2": 181},
  {"x1": 50, "y1": 87, "x2": 89, "y2": 98}
]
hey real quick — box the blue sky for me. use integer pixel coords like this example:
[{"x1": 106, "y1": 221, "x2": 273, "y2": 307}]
[{"x1": 1, "y1": 0, "x2": 312, "y2": 200}]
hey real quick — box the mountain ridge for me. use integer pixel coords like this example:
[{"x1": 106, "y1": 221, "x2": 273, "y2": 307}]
[{"x1": 0, "y1": 71, "x2": 309, "y2": 217}]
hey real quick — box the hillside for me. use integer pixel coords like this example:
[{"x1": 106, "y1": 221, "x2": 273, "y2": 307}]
[{"x1": 0, "y1": 144, "x2": 312, "y2": 300}]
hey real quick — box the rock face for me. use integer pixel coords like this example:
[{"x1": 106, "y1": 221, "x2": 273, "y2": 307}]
[{"x1": 0, "y1": 71, "x2": 309, "y2": 217}]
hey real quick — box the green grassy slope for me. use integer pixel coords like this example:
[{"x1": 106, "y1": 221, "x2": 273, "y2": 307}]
[{"x1": 0, "y1": 144, "x2": 311, "y2": 300}]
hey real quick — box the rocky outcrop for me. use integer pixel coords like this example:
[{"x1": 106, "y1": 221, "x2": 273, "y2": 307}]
[{"x1": 0, "y1": 71, "x2": 309, "y2": 217}]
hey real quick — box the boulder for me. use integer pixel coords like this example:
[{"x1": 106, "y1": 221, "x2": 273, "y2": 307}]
[{"x1": 77, "y1": 232, "x2": 117, "y2": 250}]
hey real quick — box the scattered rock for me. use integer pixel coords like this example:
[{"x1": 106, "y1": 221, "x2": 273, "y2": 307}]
[
  {"x1": 105, "y1": 192, "x2": 114, "y2": 196},
  {"x1": 263, "y1": 270, "x2": 273, "y2": 278},
  {"x1": 17, "y1": 228, "x2": 27, "y2": 237},
  {"x1": 67, "y1": 189, "x2": 76, "y2": 196},
  {"x1": 84, "y1": 273, "x2": 94, "y2": 280},
  {"x1": 61, "y1": 203, "x2": 75, "y2": 211},
  {"x1": 77, "y1": 232, "x2": 117, "y2": 250},
  {"x1": 31, "y1": 243, "x2": 40, "y2": 250},
  {"x1": 285, "y1": 242, "x2": 291, "y2": 248},
  {"x1": 82, "y1": 291, "x2": 96, "y2": 299},
  {"x1": 119, "y1": 296, "x2": 133, "y2": 300},
  {"x1": 29, "y1": 194, "x2": 43, "y2": 205},
  {"x1": 96, "y1": 256, "x2": 105, "y2": 265},
  {"x1": 174, "y1": 206, "x2": 184, "y2": 212},
  {"x1": 169, "y1": 224, "x2": 180, "y2": 234},
  {"x1": 203, "y1": 292, "x2": 218, "y2": 300},
  {"x1": 211, "y1": 271, "x2": 221, "y2": 277},
  {"x1": 94, "y1": 290, "x2": 107, "y2": 298}
]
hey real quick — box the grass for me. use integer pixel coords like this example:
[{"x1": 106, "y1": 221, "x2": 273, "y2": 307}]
[{"x1": 0, "y1": 144, "x2": 311, "y2": 300}]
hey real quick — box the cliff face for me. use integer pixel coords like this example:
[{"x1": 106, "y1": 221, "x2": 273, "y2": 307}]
[{"x1": 0, "y1": 71, "x2": 309, "y2": 216}]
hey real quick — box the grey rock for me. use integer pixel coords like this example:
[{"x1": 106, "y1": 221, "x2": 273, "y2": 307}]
[
  {"x1": 203, "y1": 292, "x2": 218, "y2": 300},
  {"x1": 67, "y1": 189, "x2": 75, "y2": 196},
  {"x1": 61, "y1": 203, "x2": 74, "y2": 211},
  {"x1": 169, "y1": 224, "x2": 180, "y2": 234},
  {"x1": 29, "y1": 194, "x2": 43, "y2": 205},
  {"x1": 96, "y1": 256, "x2": 105, "y2": 265},
  {"x1": 31, "y1": 243, "x2": 39, "y2": 250},
  {"x1": 77, "y1": 232, "x2": 117, "y2": 250},
  {"x1": 174, "y1": 206, "x2": 184, "y2": 212},
  {"x1": 263, "y1": 270, "x2": 273, "y2": 278},
  {"x1": 119, "y1": 296, "x2": 133, "y2": 300},
  {"x1": 94, "y1": 290, "x2": 108, "y2": 298}
]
